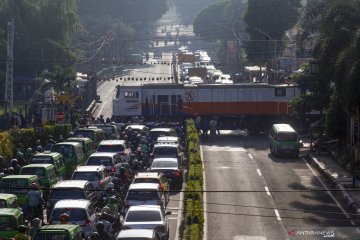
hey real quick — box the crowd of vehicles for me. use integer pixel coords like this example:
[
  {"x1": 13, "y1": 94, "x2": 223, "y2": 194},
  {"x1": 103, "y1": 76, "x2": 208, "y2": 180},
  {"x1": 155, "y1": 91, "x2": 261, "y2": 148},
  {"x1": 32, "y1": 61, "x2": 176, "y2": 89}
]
[{"x1": 0, "y1": 121, "x2": 185, "y2": 240}]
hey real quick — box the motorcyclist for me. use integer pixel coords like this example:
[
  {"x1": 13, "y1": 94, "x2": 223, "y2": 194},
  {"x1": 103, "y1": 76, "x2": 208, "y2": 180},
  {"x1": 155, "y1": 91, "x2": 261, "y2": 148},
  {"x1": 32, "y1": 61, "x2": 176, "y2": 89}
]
[
  {"x1": 29, "y1": 218, "x2": 41, "y2": 239},
  {"x1": 24, "y1": 148, "x2": 33, "y2": 162},
  {"x1": 58, "y1": 135, "x2": 64, "y2": 142},
  {"x1": 35, "y1": 139, "x2": 43, "y2": 153},
  {"x1": 59, "y1": 213, "x2": 70, "y2": 224},
  {"x1": 95, "y1": 221, "x2": 114, "y2": 240},
  {"x1": 123, "y1": 162, "x2": 134, "y2": 179},
  {"x1": 88, "y1": 232, "x2": 102, "y2": 240},
  {"x1": 16, "y1": 152, "x2": 27, "y2": 166},
  {"x1": 116, "y1": 167, "x2": 131, "y2": 187},
  {"x1": 97, "y1": 209, "x2": 115, "y2": 233},
  {"x1": 44, "y1": 135, "x2": 56, "y2": 151},
  {"x1": 13, "y1": 225, "x2": 29, "y2": 240},
  {"x1": 11, "y1": 159, "x2": 21, "y2": 175},
  {"x1": 27, "y1": 183, "x2": 44, "y2": 221}
]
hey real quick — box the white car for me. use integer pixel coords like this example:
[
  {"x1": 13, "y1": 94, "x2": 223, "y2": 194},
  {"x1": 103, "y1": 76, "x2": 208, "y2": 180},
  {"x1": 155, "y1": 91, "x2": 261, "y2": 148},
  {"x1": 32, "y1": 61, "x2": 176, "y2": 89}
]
[
  {"x1": 49, "y1": 199, "x2": 96, "y2": 238},
  {"x1": 122, "y1": 205, "x2": 171, "y2": 240},
  {"x1": 215, "y1": 74, "x2": 233, "y2": 84},
  {"x1": 188, "y1": 76, "x2": 204, "y2": 84}
]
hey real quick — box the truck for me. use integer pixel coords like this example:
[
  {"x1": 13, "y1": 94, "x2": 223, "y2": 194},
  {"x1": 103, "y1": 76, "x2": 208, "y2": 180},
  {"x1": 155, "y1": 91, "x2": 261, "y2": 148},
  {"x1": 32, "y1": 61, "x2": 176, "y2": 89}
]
[
  {"x1": 178, "y1": 53, "x2": 195, "y2": 63},
  {"x1": 188, "y1": 67, "x2": 207, "y2": 80}
]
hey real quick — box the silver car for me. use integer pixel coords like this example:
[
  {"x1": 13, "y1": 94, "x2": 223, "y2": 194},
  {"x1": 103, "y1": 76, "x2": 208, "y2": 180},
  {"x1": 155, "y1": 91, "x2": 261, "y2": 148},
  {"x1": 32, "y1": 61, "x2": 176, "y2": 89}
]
[
  {"x1": 124, "y1": 183, "x2": 166, "y2": 210},
  {"x1": 122, "y1": 205, "x2": 171, "y2": 240},
  {"x1": 71, "y1": 165, "x2": 111, "y2": 189},
  {"x1": 117, "y1": 229, "x2": 160, "y2": 240}
]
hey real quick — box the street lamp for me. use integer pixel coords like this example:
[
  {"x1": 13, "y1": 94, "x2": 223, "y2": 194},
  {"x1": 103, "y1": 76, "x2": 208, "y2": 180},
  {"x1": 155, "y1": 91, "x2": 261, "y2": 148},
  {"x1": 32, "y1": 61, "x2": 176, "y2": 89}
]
[{"x1": 253, "y1": 28, "x2": 277, "y2": 83}]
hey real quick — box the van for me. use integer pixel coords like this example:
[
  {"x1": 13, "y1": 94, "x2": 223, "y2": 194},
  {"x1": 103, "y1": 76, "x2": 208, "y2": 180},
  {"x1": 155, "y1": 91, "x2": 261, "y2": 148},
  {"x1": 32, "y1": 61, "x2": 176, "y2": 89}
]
[
  {"x1": 0, "y1": 208, "x2": 25, "y2": 239},
  {"x1": 29, "y1": 152, "x2": 66, "y2": 179},
  {"x1": 73, "y1": 128, "x2": 106, "y2": 149},
  {"x1": 0, "y1": 175, "x2": 42, "y2": 214},
  {"x1": 64, "y1": 137, "x2": 95, "y2": 159},
  {"x1": 0, "y1": 193, "x2": 19, "y2": 208},
  {"x1": 269, "y1": 123, "x2": 301, "y2": 158},
  {"x1": 33, "y1": 224, "x2": 83, "y2": 240},
  {"x1": 19, "y1": 164, "x2": 60, "y2": 199},
  {"x1": 51, "y1": 142, "x2": 86, "y2": 178}
]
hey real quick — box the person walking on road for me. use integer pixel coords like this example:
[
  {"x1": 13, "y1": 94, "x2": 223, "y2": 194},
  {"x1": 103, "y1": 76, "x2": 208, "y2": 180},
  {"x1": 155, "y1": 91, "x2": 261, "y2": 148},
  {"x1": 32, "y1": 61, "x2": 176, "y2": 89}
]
[
  {"x1": 209, "y1": 117, "x2": 217, "y2": 141},
  {"x1": 201, "y1": 118, "x2": 209, "y2": 141},
  {"x1": 27, "y1": 183, "x2": 44, "y2": 222}
]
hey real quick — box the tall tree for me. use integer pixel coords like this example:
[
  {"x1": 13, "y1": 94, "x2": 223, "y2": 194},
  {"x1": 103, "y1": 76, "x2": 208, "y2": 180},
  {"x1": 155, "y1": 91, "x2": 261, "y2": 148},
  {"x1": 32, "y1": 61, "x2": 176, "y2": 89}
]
[{"x1": 243, "y1": 0, "x2": 302, "y2": 66}]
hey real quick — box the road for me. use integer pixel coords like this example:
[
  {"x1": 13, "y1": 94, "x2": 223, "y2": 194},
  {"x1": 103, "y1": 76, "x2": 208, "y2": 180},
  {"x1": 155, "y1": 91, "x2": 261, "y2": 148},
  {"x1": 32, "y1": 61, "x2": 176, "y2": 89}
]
[{"x1": 203, "y1": 131, "x2": 359, "y2": 240}]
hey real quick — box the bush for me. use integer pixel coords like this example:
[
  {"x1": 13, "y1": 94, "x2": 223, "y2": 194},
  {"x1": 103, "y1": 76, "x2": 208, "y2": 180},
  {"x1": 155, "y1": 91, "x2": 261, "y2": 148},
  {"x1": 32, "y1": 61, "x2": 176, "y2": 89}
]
[
  {"x1": 182, "y1": 119, "x2": 204, "y2": 240},
  {"x1": 0, "y1": 131, "x2": 14, "y2": 163}
]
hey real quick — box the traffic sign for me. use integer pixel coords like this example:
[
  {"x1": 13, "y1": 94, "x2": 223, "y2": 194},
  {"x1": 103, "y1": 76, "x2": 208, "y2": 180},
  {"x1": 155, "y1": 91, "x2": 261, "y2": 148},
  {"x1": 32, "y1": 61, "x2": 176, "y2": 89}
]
[{"x1": 55, "y1": 112, "x2": 65, "y2": 122}]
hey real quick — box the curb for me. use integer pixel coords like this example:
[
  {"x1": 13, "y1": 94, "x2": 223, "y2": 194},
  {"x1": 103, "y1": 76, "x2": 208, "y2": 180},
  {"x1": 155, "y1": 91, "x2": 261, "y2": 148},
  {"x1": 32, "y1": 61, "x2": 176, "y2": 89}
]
[{"x1": 307, "y1": 153, "x2": 360, "y2": 214}]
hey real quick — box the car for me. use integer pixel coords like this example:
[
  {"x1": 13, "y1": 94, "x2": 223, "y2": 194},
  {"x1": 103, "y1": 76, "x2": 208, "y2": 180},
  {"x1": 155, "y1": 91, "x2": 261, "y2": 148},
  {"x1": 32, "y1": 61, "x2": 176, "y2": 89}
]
[
  {"x1": 86, "y1": 152, "x2": 125, "y2": 173},
  {"x1": 90, "y1": 124, "x2": 120, "y2": 140},
  {"x1": 96, "y1": 140, "x2": 132, "y2": 161},
  {"x1": 64, "y1": 137, "x2": 96, "y2": 159},
  {"x1": 29, "y1": 152, "x2": 66, "y2": 178},
  {"x1": 117, "y1": 229, "x2": 161, "y2": 240},
  {"x1": 188, "y1": 76, "x2": 204, "y2": 84},
  {"x1": 149, "y1": 158, "x2": 184, "y2": 187},
  {"x1": 73, "y1": 128, "x2": 106, "y2": 148},
  {"x1": 124, "y1": 183, "x2": 167, "y2": 210},
  {"x1": 156, "y1": 136, "x2": 180, "y2": 145},
  {"x1": 0, "y1": 193, "x2": 19, "y2": 208},
  {"x1": 125, "y1": 124, "x2": 150, "y2": 135},
  {"x1": 151, "y1": 143, "x2": 184, "y2": 167},
  {"x1": 47, "y1": 180, "x2": 98, "y2": 213},
  {"x1": 122, "y1": 205, "x2": 171, "y2": 240},
  {"x1": 132, "y1": 172, "x2": 169, "y2": 203},
  {"x1": 32, "y1": 224, "x2": 83, "y2": 240},
  {"x1": 0, "y1": 208, "x2": 26, "y2": 239},
  {"x1": 49, "y1": 199, "x2": 96, "y2": 238},
  {"x1": 215, "y1": 74, "x2": 233, "y2": 84},
  {"x1": 149, "y1": 128, "x2": 177, "y2": 145},
  {"x1": 71, "y1": 165, "x2": 111, "y2": 190}
]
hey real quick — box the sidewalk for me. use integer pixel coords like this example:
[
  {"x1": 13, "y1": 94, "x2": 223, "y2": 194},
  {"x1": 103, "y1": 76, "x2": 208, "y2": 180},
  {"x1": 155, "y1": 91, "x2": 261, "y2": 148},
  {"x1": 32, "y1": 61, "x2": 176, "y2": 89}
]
[{"x1": 302, "y1": 141, "x2": 360, "y2": 214}]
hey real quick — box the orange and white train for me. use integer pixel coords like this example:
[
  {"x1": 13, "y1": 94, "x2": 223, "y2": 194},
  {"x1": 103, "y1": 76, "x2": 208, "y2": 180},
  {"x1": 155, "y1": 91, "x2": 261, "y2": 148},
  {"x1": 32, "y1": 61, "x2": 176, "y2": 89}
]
[{"x1": 112, "y1": 83, "x2": 300, "y2": 124}]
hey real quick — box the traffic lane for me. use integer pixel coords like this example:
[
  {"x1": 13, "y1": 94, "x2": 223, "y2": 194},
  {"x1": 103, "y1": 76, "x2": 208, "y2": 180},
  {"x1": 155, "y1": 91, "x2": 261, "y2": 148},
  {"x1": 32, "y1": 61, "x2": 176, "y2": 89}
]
[
  {"x1": 167, "y1": 183, "x2": 184, "y2": 240},
  {"x1": 244, "y1": 134, "x2": 360, "y2": 238},
  {"x1": 203, "y1": 134, "x2": 287, "y2": 240}
]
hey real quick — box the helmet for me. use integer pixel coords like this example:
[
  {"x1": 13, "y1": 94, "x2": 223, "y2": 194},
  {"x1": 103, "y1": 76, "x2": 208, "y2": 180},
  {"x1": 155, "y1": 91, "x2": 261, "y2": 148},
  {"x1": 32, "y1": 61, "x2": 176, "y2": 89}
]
[
  {"x1": 59, "y1": 213, "x2": 70, "y2": 222},
  {"x1": 109, "y1": 196, "x2": 117, "y2": 204},
  {"x1": 106, "y1": 182, "x2": 114, "y2": 190},
  {"x1": 101, "y1": 206, "x2": 111, "y2": 214},
  {"x1": 18, "y1": 225, "x2": 26, "y2": 233},
  {"x1": 68, "y1": 132, "x2": 74, "y2": 138},
  {"x1": 48, "y1": 135, "x2": 53, "y2": 139},
  {"x1": 26, "y1": 148, "x2": 32, "y2": 153},
  {"x1": 36, "y1": 139, "x2": 41, "y2": 145},
  {"x1": 10, "y1": 159, "x2": 18, "y2": 165},
  {"x1": 31, "y1": 183, "x2": 38, "y2": 189},
  {"x1": 96, "y1": 221, "x2": 105, "y2": 231},
  {"x1": 123, "y1": 162, "x2": 130, "y2": 169},
  {"x1": 16, "y1": 152, "x2": 24, "y2": 158},
  {"x1": 31, "y1": 218, "x2": 40, "y2": 227},
  {"x1": 36, "y1": 146, "x2": 43, "y2": 152},
  {"x1": 89, "y1": 232, "x2": 101, "y2": 240}
]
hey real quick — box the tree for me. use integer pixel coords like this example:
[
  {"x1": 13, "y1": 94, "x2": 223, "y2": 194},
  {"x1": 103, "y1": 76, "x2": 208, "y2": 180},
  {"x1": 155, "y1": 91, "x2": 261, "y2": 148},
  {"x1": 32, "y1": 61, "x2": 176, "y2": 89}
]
[{"x1": 243, "y1": 0, "x2": 302, "y2": 66}]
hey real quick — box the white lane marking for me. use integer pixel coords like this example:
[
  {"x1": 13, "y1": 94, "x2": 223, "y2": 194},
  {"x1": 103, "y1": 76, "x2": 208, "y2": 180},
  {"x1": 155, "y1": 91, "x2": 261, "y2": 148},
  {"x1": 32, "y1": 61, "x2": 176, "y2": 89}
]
[
  {"x1": 234, "y1": 236, "x2": 267, "y2": 240},
  {"x1": 97, "y1": 81, "x2": 107, "y2": 90},
  {"x1": 265, "y1": 186, "x2": 271, "y2": 196},
  {"x1": 303, "y1": 158, "x2": 357, "y2": 226},
  {"x1": 174, "y1": 177, "x2": 184, "y2": 240},
  {"x1": 96, "y1": 100, "x2": 108, "y2": 118},
  {"x1": 201, "y1": 145, "x2": 208, "y2": 240},
  {"x1": 248, "y1": 153, "x2": 253, "y2": 160},
  {"x1": 202, "y1": 146, "x2": 246, "y2": 152},
  {"x1": 257, "y1": 169, "x2": 262, "y2": 176},
  {"x1": 274, "y1": 209, "x2": 282, "y2": 221}
]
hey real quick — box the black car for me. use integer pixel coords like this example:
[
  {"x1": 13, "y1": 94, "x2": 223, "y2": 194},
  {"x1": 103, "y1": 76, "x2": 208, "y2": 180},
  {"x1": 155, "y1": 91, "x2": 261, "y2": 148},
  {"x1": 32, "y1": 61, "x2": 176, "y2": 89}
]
[{"x1": 149, "y1": 157, "x2": 183, "y2": 188}]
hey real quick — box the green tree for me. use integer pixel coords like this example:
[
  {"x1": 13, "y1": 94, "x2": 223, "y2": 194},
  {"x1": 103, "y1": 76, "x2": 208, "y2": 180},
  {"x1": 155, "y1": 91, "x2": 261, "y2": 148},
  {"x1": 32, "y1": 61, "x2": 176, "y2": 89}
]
[{"x1": 243, "y1": 0, "x2": 301, "y2": 66}]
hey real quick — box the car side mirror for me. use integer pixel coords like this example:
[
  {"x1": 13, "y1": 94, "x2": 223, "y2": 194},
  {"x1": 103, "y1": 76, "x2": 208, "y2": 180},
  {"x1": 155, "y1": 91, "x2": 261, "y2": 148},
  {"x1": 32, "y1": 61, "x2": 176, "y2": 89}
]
[{"x1": 165, "y1": 211, "x2": 172, "y2": 215}]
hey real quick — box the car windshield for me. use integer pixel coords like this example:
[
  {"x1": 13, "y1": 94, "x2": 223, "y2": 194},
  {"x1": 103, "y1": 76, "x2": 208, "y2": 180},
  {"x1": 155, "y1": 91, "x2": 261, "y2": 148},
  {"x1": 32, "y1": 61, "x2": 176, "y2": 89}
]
[
  {"x1": 152, "y1": 161, "x2": 177, "y2": 168},
  {"x1": 21, "y1": 168, "x2": 45, "y2": 179},
  {"x1": 49, "y1": 189, "x2": 85, "y2": 199},
  {"x1": 51, "y1": 208, "x2": 87, "y2": 222},
  {"x1": 97, "y1": 144, "x2": 124, "y2": 152},
  {"x1": 154, "y1": 147, "x2": 177, "y2": 156},
  {"x1": 126, "y1": 210, "x2": 161, "y2": 222},
  {"x1": 74, "y1": 130, "x2": 94, "y2": 140},
  {"x1": 127, "y1": 190, "x2": 159, "y2": 200},
  {"x1": 30, "y1": 157, "x2": 53, "y2": 164},
  {"x1": 133, "y1": 178, "x2": 159, "y2": 184},
  {"x1": 277, "y1": 132, "x2": 298, "y2": 141},
  {"x1": 0, "y1": 216, "x2": 15, "y2": 231},
  {"x1": 96, "y1": 126, "x2": 115, "y2": 135},
  {"x1": 0, "y1": 179, "x2": 29, "y2": 194},
  {"x1": 72, "y1": 172, "x2": 100, "y2": 181},
  {"x1": 149, "y1": 131, "x2": 168, "y2": 141},
  {"x1": 87, "y1": 157, "x2": 112, "y2": 166},
  {"x1": 34, "y1": 233, "x2": 69, "y2": 240},
  {"x1": 51, "y1": 145, "x2": 75, "y2": 158}
]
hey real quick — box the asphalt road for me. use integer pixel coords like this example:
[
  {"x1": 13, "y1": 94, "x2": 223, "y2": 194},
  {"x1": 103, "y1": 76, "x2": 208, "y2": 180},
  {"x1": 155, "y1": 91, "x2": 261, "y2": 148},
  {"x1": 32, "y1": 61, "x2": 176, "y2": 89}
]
[{"x1": 203, "y1": 131, "x2": 360, "y2": 240}]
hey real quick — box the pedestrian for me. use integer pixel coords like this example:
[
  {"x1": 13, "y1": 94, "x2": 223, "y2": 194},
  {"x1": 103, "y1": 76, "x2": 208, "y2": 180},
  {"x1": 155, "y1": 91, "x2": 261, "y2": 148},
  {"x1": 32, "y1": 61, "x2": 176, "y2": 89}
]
[
  {"x1": 201, "y1": 118, "x2": 209, "y2": 141},
  {"x1": 29, "y1": 218, "x2": 41, "y2": 239},
  {"x1": 209, "y1": 117, "x2": 217, "y2": 141},
  {"x1": 194, "y1": 114, "x2": 201, "y2": 134},
  {"x1": 27, "y1": 183, "x2": 44, "y2": 221}
]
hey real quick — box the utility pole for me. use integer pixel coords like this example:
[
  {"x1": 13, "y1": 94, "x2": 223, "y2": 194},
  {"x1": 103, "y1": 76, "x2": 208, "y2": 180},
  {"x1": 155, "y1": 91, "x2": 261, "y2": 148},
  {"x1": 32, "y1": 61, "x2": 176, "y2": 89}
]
[{"x1": 5, "y1": 19, "x2": 15, "y2": 112}]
